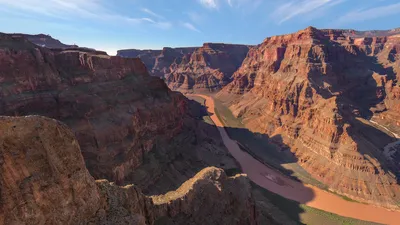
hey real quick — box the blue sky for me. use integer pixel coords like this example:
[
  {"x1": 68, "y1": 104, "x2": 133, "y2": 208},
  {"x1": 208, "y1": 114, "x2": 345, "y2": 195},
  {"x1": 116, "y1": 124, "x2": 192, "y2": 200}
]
[{"x1": 0, "y1": 0, "x2": 399, "y2": 55}]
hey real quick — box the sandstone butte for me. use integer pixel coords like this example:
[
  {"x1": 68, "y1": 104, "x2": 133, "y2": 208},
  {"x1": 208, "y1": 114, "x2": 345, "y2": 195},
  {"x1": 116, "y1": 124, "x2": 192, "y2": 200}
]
[
  {"x1": 118, "y1": 43, "x2": 251, "y2": 92},
  {"x1": 217, "y1": 26, "x2": 400, "y2": 209}
]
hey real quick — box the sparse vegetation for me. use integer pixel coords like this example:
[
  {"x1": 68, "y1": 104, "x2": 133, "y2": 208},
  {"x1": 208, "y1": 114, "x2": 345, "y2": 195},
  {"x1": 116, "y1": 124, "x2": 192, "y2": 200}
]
[{"x1": 252, "y1": 182, "x2": 382, "y2": 225}]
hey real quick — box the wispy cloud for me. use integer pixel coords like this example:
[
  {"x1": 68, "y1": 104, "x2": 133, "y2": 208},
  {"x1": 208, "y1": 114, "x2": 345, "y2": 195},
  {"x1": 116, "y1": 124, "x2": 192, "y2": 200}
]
[
  {"x1": 198, "y1": 0, "x2": 219, "y2": 9},
  {"x1": 182, "y1": 22, "x2": 201, "y2": 33},
  {"x1": 227, "y1": 0, "x2": 261, "y2": 8},
  {"x1": 0, "y1": 0, "x2": 170, "y2": 28},
  {"x1": 141, "y1": 8, "x2": 164, "y2": 19},
  {"x1": 155, "y1": 22, "x2": 173, "y2": 30},
  {"x1": 271, "y1": 0, "x2": 345, "y2": 24},
  {"x1": 337, "y1": 2, "x2": 400, "y2": 24},
  {"x1": 186, "y1": 11, "x2": 206, "y2": 24}
]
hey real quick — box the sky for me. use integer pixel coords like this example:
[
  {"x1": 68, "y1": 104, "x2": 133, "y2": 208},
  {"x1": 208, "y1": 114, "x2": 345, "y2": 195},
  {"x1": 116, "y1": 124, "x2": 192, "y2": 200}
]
[{"x1": 0, "y1": 0, "x2": 399, "y2": 55}]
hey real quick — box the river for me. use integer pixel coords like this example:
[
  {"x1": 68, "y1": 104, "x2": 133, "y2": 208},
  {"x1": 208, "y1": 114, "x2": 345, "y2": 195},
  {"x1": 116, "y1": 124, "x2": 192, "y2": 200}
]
[{"x1": 193, "y1": 94, "x2": 400, "y2": 225}]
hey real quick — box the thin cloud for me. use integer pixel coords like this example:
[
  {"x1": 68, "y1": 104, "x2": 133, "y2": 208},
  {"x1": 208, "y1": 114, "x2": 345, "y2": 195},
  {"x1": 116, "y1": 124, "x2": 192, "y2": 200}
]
[
  {"x1": 198, "y1": 0, "x2": 219, "y2": 9},
  {"x1": 183, "y1": 22, "x2": 201, "y2": 33},
  {"x1": 155, "y1": 22, "x2": 173, "y2": 30},
  {"x1": 337, "y1": 2, "x2": 400, "y2": 23},
  {"x1": 227, "y1": 0, "x2": 261, "y2": 8},
  {"x1": 186, "y1": 11, "x2": 205, "y2": 24},
  {"x1": 141, "y1": 8, "x2": 164, "y2": 19},
  {"x1": 271, "y1": 0, "x2": 345, "y2": 24},
  {"x1": 0, "y1": 0, "x2": 169, "y2": 28}
]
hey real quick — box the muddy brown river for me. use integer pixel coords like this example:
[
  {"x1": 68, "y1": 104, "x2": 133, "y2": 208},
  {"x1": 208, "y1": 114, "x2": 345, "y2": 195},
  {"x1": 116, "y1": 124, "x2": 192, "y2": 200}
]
[{"x1": 194, "y1": 94, "x2": 400, "y2": 225}]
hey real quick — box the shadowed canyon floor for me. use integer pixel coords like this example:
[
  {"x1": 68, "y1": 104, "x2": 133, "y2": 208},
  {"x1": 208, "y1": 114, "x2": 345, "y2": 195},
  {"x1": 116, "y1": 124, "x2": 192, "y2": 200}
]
[{"x1": 192, "y1": 94, "x2": 400, "y2": 225}]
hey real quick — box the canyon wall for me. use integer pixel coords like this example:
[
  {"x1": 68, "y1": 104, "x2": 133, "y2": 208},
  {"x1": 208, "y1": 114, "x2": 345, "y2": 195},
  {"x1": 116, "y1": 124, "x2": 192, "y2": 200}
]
[
  {"x1": 0, "y1": 33, "x2": 238, "y2": 194},
  {"x1": 118, "y1": 43, "x2": 251, "y2": 92},
  {"x1": 218, "y1": 27, "x2": 400, "y2": 208},
  {"x1": 0, "y1": 116, "x2": 280, "y2": 225},
  {"x1": 117, "y1": 47, "x2": 197, "y2": 77}
]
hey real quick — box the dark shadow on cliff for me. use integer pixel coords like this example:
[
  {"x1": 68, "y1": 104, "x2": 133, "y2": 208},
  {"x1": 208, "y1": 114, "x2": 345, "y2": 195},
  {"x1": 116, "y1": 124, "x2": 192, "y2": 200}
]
[
  {"x1": 182, "y1": 97, "x2": 316, "y2": 223},
  {"x1": 307, "y1": 40, "x2": 400, "y2": 184}
]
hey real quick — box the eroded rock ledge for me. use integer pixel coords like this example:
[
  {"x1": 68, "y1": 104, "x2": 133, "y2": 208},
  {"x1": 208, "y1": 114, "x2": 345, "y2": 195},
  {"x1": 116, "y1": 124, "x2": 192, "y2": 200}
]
[{"x1": 0, "y1": 116, "x2": 274, "y2": 225}]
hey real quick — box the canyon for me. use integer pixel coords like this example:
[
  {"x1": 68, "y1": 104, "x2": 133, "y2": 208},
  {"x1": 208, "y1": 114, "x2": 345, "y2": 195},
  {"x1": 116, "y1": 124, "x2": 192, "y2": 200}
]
[
  {"x1": 0, "y1": 115, "x2": 267, "y2": 225},
  {"x1": 122, "y1": 27, "x2": 400, "y2": 209},
  {"x1": 217, "y1": 26, "x2": 400, "y2": 208},
  {"x1": 118, "y1": 43, "x2": 251, "y2": 92},
  {"x1": 1, "y1": 25, "x2": 400, "y2": 225},
  {"x1": 0, "y1": 32, "x2": 240, "y2": 194}
]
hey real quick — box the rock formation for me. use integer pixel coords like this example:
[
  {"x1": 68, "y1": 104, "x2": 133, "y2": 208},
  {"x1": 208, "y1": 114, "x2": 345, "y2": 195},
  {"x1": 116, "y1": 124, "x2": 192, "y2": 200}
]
[
  {"x1": 117, "y1": 47, "x2": 197, "y2": 77},
  {"x1": 218, "y1": 26, "x2": 400, "y2": 208},
  {"x1": 0, "y1": 33, "x2": 238, "y2": 194},
  {"x1": 0, "y1": 116, "x2": 279, "y2": 225},
  {"x1": 165, "y1": 43, "x2": 251, "y2": 92},
  {"x1": 118, "y1": 44, "x2": 251, "y2": 92},
  {"x1": 11, "y1": 33, "x2": 78, "y2": 48}
]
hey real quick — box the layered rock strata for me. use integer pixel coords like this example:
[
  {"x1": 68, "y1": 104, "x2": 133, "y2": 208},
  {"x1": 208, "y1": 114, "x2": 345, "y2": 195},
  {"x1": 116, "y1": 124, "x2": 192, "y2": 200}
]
[
  {"x1": 117, "y1": 47, "x2": 197, "y2": 77},
  {"x1": 218, "y1": 27, "x2": 400, "y2": 208},
  {"x1": 0, "y1": 116, "x2": 278, "y2": 225},
  {"x1": 118, "y1": 44, "x2": 251, "y2": 92},
  {"x1": 0, "y1": 33, "x2": 237, "y2": 194}
]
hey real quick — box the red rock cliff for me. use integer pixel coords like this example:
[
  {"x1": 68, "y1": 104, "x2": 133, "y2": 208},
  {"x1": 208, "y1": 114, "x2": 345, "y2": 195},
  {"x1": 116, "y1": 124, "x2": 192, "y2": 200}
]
[
  {"x1": 0, "y1": 116, "x2": 271, "y2": 225},
  {"x1": 218, "y1": 27, "x2": 400, "y2": 208},
  {"x1": 165, "y1": 43, "x2": 251, "y2": 92},
  {"x1": 0, "y1": 33, "x2": 237, "y2": 192}
]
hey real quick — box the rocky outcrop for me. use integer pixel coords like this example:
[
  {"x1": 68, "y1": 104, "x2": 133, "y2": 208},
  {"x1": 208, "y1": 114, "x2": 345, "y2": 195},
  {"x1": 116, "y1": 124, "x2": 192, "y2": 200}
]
[
  {"x1": 340, "y1": 27, "x2": 400, "y2": 38},
  {"x1": 117, "y1": 47, "x2": 197, "y2": 77},
  {"x1": 0, "y1": 116, "x2": 100, "y2": 225},
  {"x1": 11, "y1": 33, "x2": 78, "y2": 48},
  {"x1": 218, "y1": 27, "x2": 400, "y2": 208},
  {"x1": 0, "y1": 33, "x2": 238, "y2": 193},
  {"x1": 118, "y1": 44, "x2": 251, "y2": 92},
  {"x1": 165, "y1": 43, "x2": 251, "y2": 92},
  {"x1": 0, "y1": 116, "x2": 273, "y2": 225}
]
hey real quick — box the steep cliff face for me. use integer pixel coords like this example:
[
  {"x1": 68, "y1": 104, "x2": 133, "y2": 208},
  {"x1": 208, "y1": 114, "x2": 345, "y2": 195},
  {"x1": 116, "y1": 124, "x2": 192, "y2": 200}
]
[
  {"x1": 118, "y1": 44, "x2": 251, "y2": 92},
  {"x1": 0, "y1": 34, "x2": 237, "y2": 192},
  {"x1": 0, "y1": 116, "x2": 99, "y2": 225},
  {"x1": 218, "y1": 27, "x2": 400, "y2": 208},
  {"x1": 0, "y1": 116, "x2": 275, "y2": 225},
  {"x1": 117, "y1": 47, "x2": 197, "y2": 77},
  {"x1": 165, "y1": 43, "x2": 251, "y2": 92}
]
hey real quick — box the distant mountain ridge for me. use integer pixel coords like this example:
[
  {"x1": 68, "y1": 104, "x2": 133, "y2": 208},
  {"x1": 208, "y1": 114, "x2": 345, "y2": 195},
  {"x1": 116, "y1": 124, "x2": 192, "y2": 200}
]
[
  {"x1": 117, "y1": 43, "x2": 253, "y2": 92},
  {"x1": 11, "y1": 33, "x2": 78, "y2": 48}
]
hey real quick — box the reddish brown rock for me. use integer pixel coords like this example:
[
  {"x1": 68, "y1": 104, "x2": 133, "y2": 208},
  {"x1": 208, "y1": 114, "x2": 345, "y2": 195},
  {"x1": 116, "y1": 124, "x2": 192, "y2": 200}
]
[
  {"x1": 0, "y1": 116, "x2": 100, "y2": 225},
  {"x1": 117, "y1": 47, "x2": 197, "y2": 77},
  {"x1": 0, "y1": 115, "x2": 279, "y2": 225},
  {"x1": 218, "y1": 27, "x2": 400, "y2": 208},
  {"x1": 165, "y1": 43, "x2": 251, "y2": 92},
  {"x1": 118, "y1": 44, "x2": 251, "y2": 93},
  {"x1": 0, "y1": 33, "x2": 237, "y2": 193}
]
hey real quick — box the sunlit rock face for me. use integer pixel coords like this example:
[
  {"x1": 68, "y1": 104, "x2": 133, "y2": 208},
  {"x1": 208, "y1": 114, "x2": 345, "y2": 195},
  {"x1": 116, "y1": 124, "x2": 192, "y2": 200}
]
[
  {"x1": 0, "y1": 33, "x2": 237, "y2": 191},
  {"x1": 218, "y1": 27, "x2": 400, "y2": 208},
  {"x1": 118, "y1": 43, "x2": 251, "y2": 93}
]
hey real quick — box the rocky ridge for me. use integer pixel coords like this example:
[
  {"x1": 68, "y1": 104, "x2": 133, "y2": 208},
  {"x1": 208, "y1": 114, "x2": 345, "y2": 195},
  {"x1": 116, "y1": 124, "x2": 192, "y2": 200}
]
[
  {"x1": 218, "y1": 26, "x2": 400, "y2": 208},
  {"x1": 11, "y1": 33, "x2": 78, "y2": 49},
  {"x1": 117, "y1": 47, "x2": 197, "y2": 77},
  {"x1": 0, "y1": 33, "x2": 238, "y2": 194},
  {"x1": 118, "y1": 43, "x2": 251, "y2": 92},
  {"x1": 0, "y1": 116, "x2": 278, "y2": 225}
]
